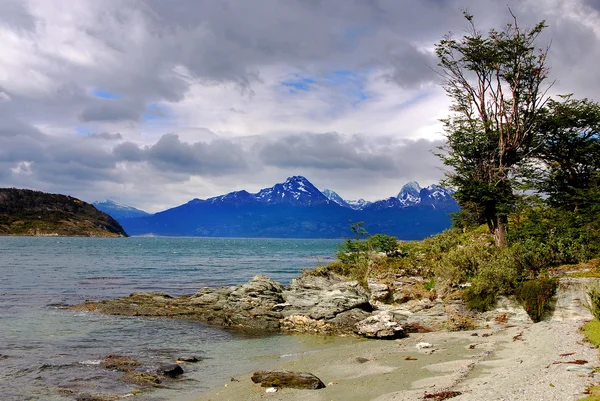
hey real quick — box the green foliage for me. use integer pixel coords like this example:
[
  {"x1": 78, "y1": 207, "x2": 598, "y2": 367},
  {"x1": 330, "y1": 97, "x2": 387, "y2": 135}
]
[
  {"x1": 509, "y1": 206, "x2": 600, "y2": 272},
  {"x1": 335, "y1": 223, "x2": 401, "y2": 265},
  {"x1": 582, "y1": 319, "x2": 600, "y2": 348},
  {"x1": 464, "y1": 247, "x2": 522, "y2": 311},
  {"x1": 436, "y1": 12, "x2": 550, "y2": 245},
  {"x1": 0, "y1": 188, "x2": 127, "y2": 237},
  {"x1": 531, "y1": 96, "x2": 600, "y2": 213},
  {"x1": 515, "y1": 278, "x2": 558, "y2": 322}
]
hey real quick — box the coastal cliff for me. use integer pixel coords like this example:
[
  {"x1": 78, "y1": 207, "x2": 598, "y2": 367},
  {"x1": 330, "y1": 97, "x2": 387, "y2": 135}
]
[{"x1": 0, "y1": 188, "x2": 128, "y2": 237}]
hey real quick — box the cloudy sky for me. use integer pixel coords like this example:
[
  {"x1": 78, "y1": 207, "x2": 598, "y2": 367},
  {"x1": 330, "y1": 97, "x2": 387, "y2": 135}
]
[{"x1": 1, "y1": 0, "x2": 600, "y2": 212}]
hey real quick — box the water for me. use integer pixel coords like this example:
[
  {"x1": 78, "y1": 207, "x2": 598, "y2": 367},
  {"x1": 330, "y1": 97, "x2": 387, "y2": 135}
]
[{"x1": 0, "y1": 237, "x2": 353, "y2": 400}]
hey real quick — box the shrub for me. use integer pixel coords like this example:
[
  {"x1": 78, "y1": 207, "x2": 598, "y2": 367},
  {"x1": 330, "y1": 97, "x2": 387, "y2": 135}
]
[
  {"x1": 515, "y1": 277, "x2": 558, "y2": 322},
  {"x1": 464, "y1": 248, "x2": 522, "y2": 311}
]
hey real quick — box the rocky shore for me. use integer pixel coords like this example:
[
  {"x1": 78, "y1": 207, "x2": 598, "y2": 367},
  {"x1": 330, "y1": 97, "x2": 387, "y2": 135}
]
[
  {"x1": 72, "y1": 274, "x2": 594, "y2": 339},
  {"x1": 71, "y1": 274, "x2": 598, "y2": 400}
]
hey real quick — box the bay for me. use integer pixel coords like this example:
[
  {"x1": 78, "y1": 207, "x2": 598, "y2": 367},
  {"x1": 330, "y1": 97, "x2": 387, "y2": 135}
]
[{"x1": 0, "y1": 237, "x2": 353, "y2": 400}]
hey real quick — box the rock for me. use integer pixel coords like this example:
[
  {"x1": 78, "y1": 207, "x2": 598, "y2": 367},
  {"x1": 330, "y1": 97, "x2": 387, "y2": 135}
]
[
  {"x1": 390, "y1": 277, "x2": 433, "y2": 304},
  {"x1": 483, "y1": 296, "x2": 533, "y2": 325},
  {"x1": 75, "y1": 394, "x2": 114, "y2": 401},
  {"x1": 551, "y1": 278, "x2": 595, "y2": 321},
  {"x1": 157, "y1": 363, "x2": 184, "y2": 378},
  {"x1": 282, "y1": 272, "x2": 371, "y2": 320},
  {"x1": 328, "y1": 308, "x2": 372, "y2": 332},
  {"x1": 355, "y1": 312, "x2": 405, "y2": 339},
  {"x1": 265, "y1": 387, "x2": 278, "y2": 393},
  {"x1": 251, "y1": 370, "x2": 326, "y2": 389},
  {"x1": 280, "y1": 314, "x2": 333, "y2": 334},
  {"x1": 121, "y1": 372, "x2": 162, "y2": 387},
  {"x1": 177, "y1": 355, "x2": 203, "y2": 363},
  {"x1": 100, "y1": 355, "x2": 141, "y2": 372},
  {"x1": 368, "y1": 280, "x2": 390, "y2": 303},
  {"x1": 416, "y1": 342, "x2": 433, "y2": 349},
  {"x1": 566, "y1": 364, "x2": 594, "y2": 372}
]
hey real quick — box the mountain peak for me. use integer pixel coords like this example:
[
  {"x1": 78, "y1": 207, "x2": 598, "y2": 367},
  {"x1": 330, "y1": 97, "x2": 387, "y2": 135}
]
[
  {"x1": 397, "y1": 181, "x2": 422, "y2": 207},
  {"x1": 255, "y1": 176, "x2": 330, "y2": 206},
  {"x1": 322, "y1": 189, "x2": 349, "y2": 207}
]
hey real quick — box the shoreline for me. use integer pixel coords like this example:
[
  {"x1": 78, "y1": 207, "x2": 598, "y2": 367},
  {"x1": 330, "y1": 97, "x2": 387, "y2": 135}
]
[{"x1": 190, "y1": 319, "x2": 597, "y2": 401}]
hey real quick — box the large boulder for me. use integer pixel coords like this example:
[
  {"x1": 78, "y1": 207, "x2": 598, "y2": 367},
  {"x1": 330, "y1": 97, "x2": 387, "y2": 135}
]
[
  {"x1": 355, "y1": 312, "x2": 405, "y2": 339},
  {"x1": 251, "y1": 370, "x2": 326, "y2": 389},
  {"x1": 282, "y1": 273, "x2": 371, "y2": 320}
]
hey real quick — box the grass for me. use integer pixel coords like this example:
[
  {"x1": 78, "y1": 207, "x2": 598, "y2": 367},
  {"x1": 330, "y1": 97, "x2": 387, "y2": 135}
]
[{"x1": 579, "y1": 319, "x2": 600, "y2": 401}]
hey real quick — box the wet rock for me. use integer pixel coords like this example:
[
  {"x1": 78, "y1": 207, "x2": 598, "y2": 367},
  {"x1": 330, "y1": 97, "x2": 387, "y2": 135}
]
[
  {"x1": 177, "y1": 355, "x2": 203, "y2": 363},
  {"x1": 100, "y1": 355, "x2": 141, "y2": 372},
  {"x1": 251, "y1": 370, "x2": 326, "y2": 389},
  {"x1": 282, "y1": 272, "x2": 371, "y2": 320},
  {"x1": 355, "y1": 312, "x2": 405, "y2": 339},
  {"x1": 121, "y1": 372, "x2": 162, "y2": 387},
  {"x1": 157, "y1": 363, "x2": 184, "y2": 378},
  {"x1": 75, "y1": 394, "x2": 115, "y2": 401}
]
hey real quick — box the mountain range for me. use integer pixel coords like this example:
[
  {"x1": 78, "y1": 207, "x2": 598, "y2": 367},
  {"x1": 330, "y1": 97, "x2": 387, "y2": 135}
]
[{"x1": 96, "y1": 176, "x2": 459, "y2": 239}]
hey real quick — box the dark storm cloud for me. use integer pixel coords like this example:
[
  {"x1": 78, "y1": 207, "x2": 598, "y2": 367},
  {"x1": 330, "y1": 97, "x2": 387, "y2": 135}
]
[
  {"x1": 114, "y1": 134, "x2": 249, "y2": 175},
  {"x1": 258, "y1": 132, "x2": 444, "y2": 178}
]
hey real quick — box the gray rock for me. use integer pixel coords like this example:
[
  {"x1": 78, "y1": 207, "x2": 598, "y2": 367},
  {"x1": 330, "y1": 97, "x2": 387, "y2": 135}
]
[
  {"x1": 368, "y1": 280, "x2": 390, "y2": 303},
  {"x1": 355, "y1": 312, "x2": 405, "y2": 339},
  {"x1": 282, "y1": 273, "x2": 371, "y2": 320},
  {"x1": 251, "y1": 370, "x2": 325, "y2": 389}
]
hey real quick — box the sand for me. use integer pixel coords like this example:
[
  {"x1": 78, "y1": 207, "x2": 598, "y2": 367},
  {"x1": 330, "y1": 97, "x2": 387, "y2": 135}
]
[{"x1": 191, "y1": 318, "x2": 598, "y2": 401}]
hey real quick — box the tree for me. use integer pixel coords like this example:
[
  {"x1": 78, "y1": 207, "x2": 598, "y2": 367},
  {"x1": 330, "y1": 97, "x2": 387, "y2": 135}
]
[
  {"x1": 531, "y1": 95, "x2": 600, "y2": 212},
  {"x1": 436, "y1": 11, "x2": 550, "y2": 246}
]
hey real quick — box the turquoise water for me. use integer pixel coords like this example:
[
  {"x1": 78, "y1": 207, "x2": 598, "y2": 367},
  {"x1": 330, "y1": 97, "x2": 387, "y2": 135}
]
[{"x1": 0, "y1": 237, "x2": 350, "y2": 400}]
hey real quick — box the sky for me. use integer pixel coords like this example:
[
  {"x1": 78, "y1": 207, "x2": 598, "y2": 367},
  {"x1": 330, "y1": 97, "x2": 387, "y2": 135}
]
[{"x1": 2, "y1": 0, "x2": 600, "y2": 212}]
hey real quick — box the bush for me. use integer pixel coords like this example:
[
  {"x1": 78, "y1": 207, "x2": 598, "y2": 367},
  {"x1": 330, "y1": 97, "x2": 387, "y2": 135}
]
[
  {"x1": 464, "y1": 248, "x2": 522, "y2": 311},
  {"x1": 515, "y1": 277, "x2": 558, "y2": 322}
]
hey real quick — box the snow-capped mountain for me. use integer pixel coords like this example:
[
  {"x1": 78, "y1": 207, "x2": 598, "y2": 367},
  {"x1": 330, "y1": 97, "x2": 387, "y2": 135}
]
[
  {"x1": 418, "y1": 185, "x2": 456, "y2": 209},
  {"x1": 116, "y1": 176, "x2": 459, "y2": 239},
  {"x1": 206, "y1": 190, "x2": 255, "y2": 206},
  {"x1": 322, "y1": 189, "x2": 350, "y2": 208},
  {"x1": 397, "y1": 181, "x2": 422, "y2": 207},
  {"x1": 92, "y1": 200, "x2": 150, "y2": 220},
  {"x1": 320, "y1": 181, "x2": 456, "y2": 211},
  {"x1": 363, "y1": 197, "x2": 404, "y2": 211},
  {"x1": 255, "y1": 176, "x2": 330, "y2": 206},
  {"x1": 346, "y1": 198, "x2": 372, "y2": 210}
]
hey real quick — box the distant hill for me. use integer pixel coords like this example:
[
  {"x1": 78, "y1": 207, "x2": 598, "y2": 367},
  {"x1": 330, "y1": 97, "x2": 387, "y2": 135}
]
[
  {"x1": 93, "y1": 200, "x2": 150, "y2": 220},
  {"x1": 119, "y1": 176, "x2": 458, "y2": 239},
  {"x1": 0, "y1": 188, "x2": 128, "y2": 237}
]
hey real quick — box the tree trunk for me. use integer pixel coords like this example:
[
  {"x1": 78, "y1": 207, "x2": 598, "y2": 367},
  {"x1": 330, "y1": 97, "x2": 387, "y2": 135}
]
[{"x1": 492, "y1": 216, "x2": 508, "y2": 247}]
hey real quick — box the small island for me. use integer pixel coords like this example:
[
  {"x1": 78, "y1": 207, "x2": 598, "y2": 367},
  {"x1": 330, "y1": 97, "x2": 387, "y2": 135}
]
[{"x1": 0, "y1": 188, "x2": 128, "y2": 237}]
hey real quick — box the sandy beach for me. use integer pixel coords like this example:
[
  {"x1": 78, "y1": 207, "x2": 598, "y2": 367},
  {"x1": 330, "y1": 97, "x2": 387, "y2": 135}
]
[{"x1": 193, "y1": 319, "x2": 597, "y2": 401}]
